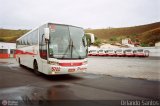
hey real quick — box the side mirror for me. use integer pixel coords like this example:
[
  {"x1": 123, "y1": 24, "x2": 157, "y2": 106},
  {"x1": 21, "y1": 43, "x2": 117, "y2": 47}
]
[
  {"x1": 85, "y1": 33, "x2": 95, "y2": 44},
  {"x1": 44, "y1": 28, "x2": 50, "y2": 40},
  {"x1": 82, "y1": 35, "x2": 87, "y2": 47},
  {"x1": 90, "y1": 34, "x2": 95, "y2": 43}
]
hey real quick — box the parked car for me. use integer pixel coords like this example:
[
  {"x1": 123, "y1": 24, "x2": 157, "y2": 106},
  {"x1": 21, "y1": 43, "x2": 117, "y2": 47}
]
[
  {"x1": 88, "y1": 50, "x2": 99, "y2": 56},
  {"x1": 106, "y1": 49, "x2": 116, "y2": 56},
  {"x1": 134, "y1": 49, "x2": 149, "y2": 57},
  {"x1": 124, "y1": 49, "x2": 134, "y2": 57},
  {"x1": 115, "y1": 49, "x2": 125, "y2": 56},
  {"x1": 98, "y1": 49, "x2": 106, "y2": 56}
]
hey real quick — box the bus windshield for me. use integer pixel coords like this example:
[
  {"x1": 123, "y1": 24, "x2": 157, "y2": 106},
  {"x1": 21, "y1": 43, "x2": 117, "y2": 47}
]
[
  {"x1": 99, "y1": 50, "x2": 103, "y2": 52},
  {"x1": 125, "y1": 50, "x2": 132, "y2": 52},
  {"x1": 49, "y1": 24, "x2": 87, "y2": 59},
  {"x1": 116, "y1": 50, "x2": 122, "y2": 52},
  {"x1": 137, "y1": 49, "x2": 143, "y2": 52}
]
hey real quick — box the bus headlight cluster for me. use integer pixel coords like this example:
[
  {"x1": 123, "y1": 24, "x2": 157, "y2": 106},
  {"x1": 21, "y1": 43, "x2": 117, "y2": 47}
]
[{"x1": 48, "y1": 61, "x2": 59, "y2": 66}]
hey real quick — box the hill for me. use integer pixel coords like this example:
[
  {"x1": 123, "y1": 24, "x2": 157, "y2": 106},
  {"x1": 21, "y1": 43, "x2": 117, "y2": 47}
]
[
  {"x1": 0, "y1": 29, "x2": 29, "y2": 43},
  {"x1": 85, "y1": 22, "x2": 160, "y2": 46},
  {"x1": 139, "y1": 27, "x2": 160, "y2": 46},
  {"x1": 0, "y1": 22, "x2": 160, "y2": 46}
]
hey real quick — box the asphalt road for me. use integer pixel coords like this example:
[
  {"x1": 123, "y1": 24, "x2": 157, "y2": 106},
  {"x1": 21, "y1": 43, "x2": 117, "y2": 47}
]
[{"x1": 0, "y1": 58, "x2": 160, "y2": 105}]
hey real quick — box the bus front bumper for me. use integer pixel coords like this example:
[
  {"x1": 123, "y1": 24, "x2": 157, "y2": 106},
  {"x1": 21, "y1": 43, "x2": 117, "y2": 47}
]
[{"x1": 48, "y1": 65, "x2": 87, "y2": 75}]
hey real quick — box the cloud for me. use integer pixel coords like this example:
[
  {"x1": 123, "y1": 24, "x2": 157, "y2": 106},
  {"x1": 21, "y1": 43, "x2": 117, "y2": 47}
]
[{"x1": 0, "y1": 0, "x2": 159, "y2": 29}]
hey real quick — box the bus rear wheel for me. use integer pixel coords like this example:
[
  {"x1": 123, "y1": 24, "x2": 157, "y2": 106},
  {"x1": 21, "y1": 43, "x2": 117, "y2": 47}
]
[{"x1": 33, "y1": 61, "x2": 41, "y2": 76}]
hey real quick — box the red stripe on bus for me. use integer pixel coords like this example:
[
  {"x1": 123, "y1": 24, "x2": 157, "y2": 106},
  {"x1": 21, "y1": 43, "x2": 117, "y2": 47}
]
[
  {"x1": 16, "y1": 50, "x2": 37, "y2": 55},
  {"x1": 0, "y1": 53, "x2": 9, "y2": 58},
  {"x1": 59, "y1": 62, "x2": 82, "y2": 67},
  {"x1": 136, "y1": 53, "x2": 145, "y2": 56}
]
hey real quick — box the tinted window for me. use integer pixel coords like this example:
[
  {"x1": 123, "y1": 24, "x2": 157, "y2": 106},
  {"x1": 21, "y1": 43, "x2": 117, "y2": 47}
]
[
  {"x1": 91, "y1": 50, "x2": 96, "y2": 52},
  {"x1": 137, "y1": 49, "x2": 143, "y2": 52},
  {"x1": 27, "y1": 33, "x2": 32, "y2": 45},
  {"x1": 125, "y1": 50, "x2": 132, "y2": 52},
  {"x1": 108, "y1": 50, "x2": 113, "y2": 52},
  {"x1": 23, "y1": 36, "x2": 27, "y2": 45},
  {"x1": 32, "y1": 29, "x2": 38, "y2": 45},
  {"x1": 22, "y1": 36, "x2": 25, "y2": 46},
  {"x1": 0, "y1": 49, "x2": 8, "y2": 53},
  {"x1": 116, "y1": 50, "x2": 122, "y2": 52}
]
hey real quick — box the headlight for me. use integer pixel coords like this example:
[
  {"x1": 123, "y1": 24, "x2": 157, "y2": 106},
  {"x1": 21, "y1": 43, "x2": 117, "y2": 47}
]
[{"x1": 48, "y1": 61, "x2": 59, "y2": 66}]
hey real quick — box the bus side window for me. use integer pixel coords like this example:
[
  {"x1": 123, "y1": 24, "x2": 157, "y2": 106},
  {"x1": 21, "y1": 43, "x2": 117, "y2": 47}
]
[{"x1": 39, "y1": 25, "x2": 47, "y2": 60}]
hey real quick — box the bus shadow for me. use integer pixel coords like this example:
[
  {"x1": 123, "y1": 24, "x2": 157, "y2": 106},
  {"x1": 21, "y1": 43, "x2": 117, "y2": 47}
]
[
  {"x1": 43, "y1": 74, "x2": 83, "y2": 82},
  {"x1": 21, "y1": 65, "x2": 83, "y2": 82}
]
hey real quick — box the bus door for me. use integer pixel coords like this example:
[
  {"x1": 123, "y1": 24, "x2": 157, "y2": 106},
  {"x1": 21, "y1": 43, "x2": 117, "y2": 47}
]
[{"x1": 39, "y1": 25, "x2": 49, "y2": 73}]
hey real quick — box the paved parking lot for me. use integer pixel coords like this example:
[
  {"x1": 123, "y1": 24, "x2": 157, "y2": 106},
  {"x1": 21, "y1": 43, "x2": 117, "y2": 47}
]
[
  {"x1": 0, "y1": 58, "x2": 159, "y2": 105},
  {"x1": 88, "y1": 56, "x2": 160, "y2": 81}
]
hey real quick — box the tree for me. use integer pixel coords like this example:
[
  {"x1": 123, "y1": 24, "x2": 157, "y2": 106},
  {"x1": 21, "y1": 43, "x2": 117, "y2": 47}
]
[{"x1": 93, "y1": 39, "x2": 101, "y2": 47}]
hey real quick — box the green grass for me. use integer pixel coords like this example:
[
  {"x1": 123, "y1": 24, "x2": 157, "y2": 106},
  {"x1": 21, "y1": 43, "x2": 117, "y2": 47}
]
[{"x1": 0, "y1": 29, "x2": 29, "y2": 42}]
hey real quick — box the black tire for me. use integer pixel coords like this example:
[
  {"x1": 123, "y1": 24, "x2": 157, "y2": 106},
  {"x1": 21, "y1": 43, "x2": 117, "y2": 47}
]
[
  {"x1": 33, "y1": 61, "x2": 41, "y2": 75},
  {"x1": 18, "y1": 58, "x2": 23, "y2": 67}
]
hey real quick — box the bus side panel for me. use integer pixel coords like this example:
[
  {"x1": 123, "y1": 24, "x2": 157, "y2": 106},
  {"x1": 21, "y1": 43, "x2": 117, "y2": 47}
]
[
  {"x1": 24, "y1": 46, "x2": 34, "y2": 69},
  {"x1": 16, "y1": 48, "x2": 27, "y2": 66}
]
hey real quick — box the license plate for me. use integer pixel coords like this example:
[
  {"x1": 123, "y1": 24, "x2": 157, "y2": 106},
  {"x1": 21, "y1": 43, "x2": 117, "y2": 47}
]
[{"x1": 68, "y1": 69, "x2": 75, "y2": 72}]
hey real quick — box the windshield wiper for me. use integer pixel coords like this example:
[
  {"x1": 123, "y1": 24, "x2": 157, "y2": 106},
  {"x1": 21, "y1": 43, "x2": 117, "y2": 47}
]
[
  {"x1": 61, "y1": 38, "x2": 72, "y2": 59},
  {"x1": 61, "y1": 27, "x2": 83, "y2": 59},
  {"x1": 61, "y1": 39, "x2": 83, "y2": 59},
  {"x1": 70, "y1": 40, "x2": 83, "y2": 59}
]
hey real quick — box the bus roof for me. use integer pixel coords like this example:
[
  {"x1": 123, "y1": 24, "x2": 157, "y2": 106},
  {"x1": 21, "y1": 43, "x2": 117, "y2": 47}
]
[
  {"x1": 16, "y1": 23, "x2": 83, "y2": 41},
  {"x1": 48, "y1": 23, "x2": 83, "y2": 29}
]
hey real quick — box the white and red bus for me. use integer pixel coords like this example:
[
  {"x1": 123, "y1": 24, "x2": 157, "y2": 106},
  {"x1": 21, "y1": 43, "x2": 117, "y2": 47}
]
[
  {"x1": 134, "y1": 49, "x2": 149, "y2": 57},
  {"x1": 124, "y1": 49, "x2": 135, "y2": 57},
  {"x1": 98, "y1": 49, "x2": 106, "y2": 56},
  {"x1": 88, "y1": 50, "x2": 99, "y2": 56},
  {"x1": 115, "y1": 49, "x2": 125, "y2": 57},
  {"x1": 106, "y1": 49, "x2": 116, "y2": 56},
  {"x1": 16, "y1": 23, "x2": 89, "y2": 75}
]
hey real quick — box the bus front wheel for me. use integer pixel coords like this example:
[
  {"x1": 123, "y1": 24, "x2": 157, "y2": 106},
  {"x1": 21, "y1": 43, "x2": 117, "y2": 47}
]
[{"x1": 33, "y1": 61, "x2": 41, "y2": 76}]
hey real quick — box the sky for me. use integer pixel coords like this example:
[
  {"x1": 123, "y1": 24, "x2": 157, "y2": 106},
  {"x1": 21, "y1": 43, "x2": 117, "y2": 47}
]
[{"x1": 0, "y1": 0, "x2": 159, "y2": 29}]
